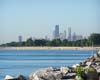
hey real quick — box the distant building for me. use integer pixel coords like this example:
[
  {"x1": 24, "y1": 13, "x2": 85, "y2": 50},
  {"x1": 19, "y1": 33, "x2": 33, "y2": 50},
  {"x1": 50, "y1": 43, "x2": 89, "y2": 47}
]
[
  {"x1": 72, "y1": 33, "x2": 83, "y2": 41},
  {"x1": 72, "y1": 32, "x2": 76, "y2": 41},
  {"x1": 75, "y1": 35, "x2": 83, "y2": 41},
  {"x1": 59, "y1": 30, "x2": 66, "y2": 40},
  {"x1": 54, "y1": 25, "x2": 60, "y2": 39},
  {"x1": 59, "y1": 33, "x2": 63, "y2": 40},
  {"x1": 64, "y1": 30, "x2": 66, "y2": 39},
  {"x1": 18, "y1": 36, "x2": 22, "y2": 43},
  {"x1": 68, "y1": 27, "x2": 71, "y2": 41},
  {"x1": 45, "y1": 35, "x2": 49, "y2": 40}
]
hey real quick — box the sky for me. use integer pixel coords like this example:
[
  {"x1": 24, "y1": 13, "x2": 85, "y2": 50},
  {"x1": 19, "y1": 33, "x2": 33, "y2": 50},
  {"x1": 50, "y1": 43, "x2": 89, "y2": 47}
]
[{"x1": 0, "y1": 0, "x2": 100, "y2": 44}]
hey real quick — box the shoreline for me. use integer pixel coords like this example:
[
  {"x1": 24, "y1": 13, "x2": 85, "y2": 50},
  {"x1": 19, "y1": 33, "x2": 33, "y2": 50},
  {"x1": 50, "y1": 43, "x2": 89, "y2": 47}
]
[{"x1": 0, "y1": 46, "x2": 100, "y2": 50}]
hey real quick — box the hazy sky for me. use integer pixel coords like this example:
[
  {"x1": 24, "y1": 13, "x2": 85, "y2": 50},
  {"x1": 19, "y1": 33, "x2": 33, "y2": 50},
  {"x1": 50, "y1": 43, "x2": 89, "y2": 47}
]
[{"x1": 0, "y1": 0, "x2": 100, "y2": 44}]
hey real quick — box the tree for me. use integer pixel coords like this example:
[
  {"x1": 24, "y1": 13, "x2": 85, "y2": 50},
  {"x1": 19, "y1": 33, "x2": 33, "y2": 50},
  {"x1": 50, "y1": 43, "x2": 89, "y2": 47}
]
[
  {"x1": 62, "y1": 39, "x2": 68, "y2": 46},
  {"x1": 50, "y1": 39, "x2": 62, "y2": 46},
  {"x1": 6, "y1": 42, "x2": 19, "y2": 46},
  {"x1": 89, "y1": 33, "x2": 100, "y2": 46},
  {"x1": 34, "y1": 39, "x2": 47, "y2": 46},
  {"x1": 25, "y1": 38, "x2": 34, "y2": 46}
]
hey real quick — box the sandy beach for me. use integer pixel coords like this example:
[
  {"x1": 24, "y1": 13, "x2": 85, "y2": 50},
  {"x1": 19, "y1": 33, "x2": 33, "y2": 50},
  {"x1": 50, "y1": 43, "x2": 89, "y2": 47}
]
[{"x1": 0, "y1": 46, "x2": 100, "y2": 50}]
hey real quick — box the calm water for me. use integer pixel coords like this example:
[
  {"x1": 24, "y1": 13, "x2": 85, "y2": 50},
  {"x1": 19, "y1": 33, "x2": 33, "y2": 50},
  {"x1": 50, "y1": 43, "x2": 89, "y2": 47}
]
[{"x1": 0, "y1": 50, "x2": 97, "y2": 80}]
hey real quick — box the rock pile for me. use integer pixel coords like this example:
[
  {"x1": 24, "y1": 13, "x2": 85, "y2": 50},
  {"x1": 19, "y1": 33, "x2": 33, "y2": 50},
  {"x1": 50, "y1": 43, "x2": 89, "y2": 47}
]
[
  {"x1": 29, "y1": 50, "x2": 100, "y2": 80},
  {"x1": 81, "y1": 50, "x2": 100, "y2": 73},
  {"x1": 29, "y1": 66, "x2": 77, "y2": 80}
]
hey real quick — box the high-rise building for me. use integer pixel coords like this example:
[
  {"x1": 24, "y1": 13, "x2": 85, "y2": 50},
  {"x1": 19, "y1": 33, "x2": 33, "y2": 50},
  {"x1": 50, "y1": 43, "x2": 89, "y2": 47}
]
[
  {"x1": 59, "y1": 30, "x2": 66, "y2": 40},
  {"x1": 45, "y1": 35, "x2": 49, "y2": 40},
  {"x1": 72, "y1": 32, "x2": 76, "y2": 41},
  {"x1": 72, "y1": 33, "x2": 83, "y2": 41},
  {"x1": 68, "y1": 27, "x2": 71, "y2": 41},
  {"x1": 54, "y1": 25, "x2": 60, "y2": 39},
  {"x1": 64, "y1": 30, "x2": 66, "y2": 39},
  {"x1": 18, "y1": 36, "x2": 22, "y2": 43},
  {"x1": 59, "y1": 33, "x2": 63, "y2": 40},
  {"x1": 76, "y1": 35, "x2": 83, "y2": 41}
]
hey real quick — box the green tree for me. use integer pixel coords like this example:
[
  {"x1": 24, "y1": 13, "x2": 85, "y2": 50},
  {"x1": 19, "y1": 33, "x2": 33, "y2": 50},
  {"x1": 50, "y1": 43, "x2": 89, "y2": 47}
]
[
  {"x1": 81, "y1": 39, "x2": 90, "y2": 46},
  {"x1": 34, "y1": 39, "x2": 47, "y2": 46},
  {"x1": 6, "y1": 42, "x2": 19, "y2": 46},
  {"x1": 62, "y1": 39, "x2": 68, "y2": 46},
  {"x1": 50, "y1": 39, "x2": 62, "y2": 46},
  {"x1": 25, "y1": 38, "x2": 34, "y2": 46},
  {"x1": 89, "y1": 33, "x2": 100, "y2": 46}
]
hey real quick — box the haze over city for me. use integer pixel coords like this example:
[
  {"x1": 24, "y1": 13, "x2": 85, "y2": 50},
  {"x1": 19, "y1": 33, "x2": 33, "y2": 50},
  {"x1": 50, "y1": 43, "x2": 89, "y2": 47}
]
[{"x1": 0, "y1": 0, "x2": 100, "y2": 44}]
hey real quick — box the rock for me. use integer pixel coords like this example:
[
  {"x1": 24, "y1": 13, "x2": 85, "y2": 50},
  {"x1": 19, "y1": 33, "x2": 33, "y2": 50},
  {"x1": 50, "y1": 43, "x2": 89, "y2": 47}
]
[
  {"x1": 72, "y1": 64, "x2": 79, "y2": 69},
  {"x1": 29, "y1": 67, "x2": 63, "y2": 80},
  {"x1": 96, "y1": 62, "x2": 100, "y2": 66},
  {"x1": 30, "y1": 73, "x2": 40, "y2": 80},
  {"x1": 4, "y1": 75, "x2": 15, "y2": 80},
  {"x1": 93, "y1": 53, "x2": 98, "y2": 58},
  {"x1": 17, "y1": 75, "x2": 27, "y2": 80},
  {"x1": 67, "y1": 73, "x2": 76, "y2": 76},
  {"x1": 98, "y1": 50, "x2": 100, "y2": 55},
  {"x1": 43, "y1": 73, "x2": 56, "y2": 80},
  {"x1": 95, "y1": 66, "x2": 100, "y2": 73},
  {"x1": 95, "y1": 58, "x2": 100, "y2": 62},
  {"x1": 86, "y1": 62, "x2": 91, "y2": 66},
  {"x1": 75, "y1": 76, "x2": 83, "y2": 80},
  {"x1": 84, "y1": 66, "x2": 99, "y2": 80},
  {"x1": 60, "y1": 66, "x2": 69, "y2": 74}
]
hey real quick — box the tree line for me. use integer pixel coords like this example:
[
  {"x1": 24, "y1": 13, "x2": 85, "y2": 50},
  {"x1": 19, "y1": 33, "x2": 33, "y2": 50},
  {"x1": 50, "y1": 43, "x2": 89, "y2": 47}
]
[{"x1": 1, "y1": 33, "x2": 100, "y2": 47}]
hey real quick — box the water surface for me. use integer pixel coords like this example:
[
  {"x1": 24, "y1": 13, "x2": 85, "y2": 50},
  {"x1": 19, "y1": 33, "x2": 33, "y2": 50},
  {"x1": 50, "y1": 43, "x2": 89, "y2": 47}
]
[{"x1": 0, "y1": 50, "x2": 97, "y2": 80}]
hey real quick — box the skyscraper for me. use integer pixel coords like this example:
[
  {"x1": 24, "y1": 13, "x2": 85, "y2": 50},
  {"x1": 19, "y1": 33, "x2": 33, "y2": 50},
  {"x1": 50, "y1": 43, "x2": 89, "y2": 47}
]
[
  {"x1": 72, "y1": 32, "x2": 83, "y2": 41},
  {"x1": 54, "y1": 25, "x2": 60, "y2": 39},
  {"x1": 59, "y1": 30, "x2": 66, "y2": 40},
  {"x1": 19, "y1": 36, "x2": 22, "y2": 43},
  {"x1": 68, "y1": 27, "x2": 71, "y2": 41},
  {"x1": 72, "y1": 32, "x2": 76, "y2": 41},
  {"x1": 64, "y1": 30, "x2": 66, "y2": 39}
]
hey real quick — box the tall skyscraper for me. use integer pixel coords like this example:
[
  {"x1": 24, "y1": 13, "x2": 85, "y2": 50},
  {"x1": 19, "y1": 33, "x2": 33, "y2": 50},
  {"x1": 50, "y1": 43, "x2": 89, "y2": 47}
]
[
  {"x1": 68, "y1": 27, "x2": 71, "y2": 41},
  {"x1": 72, "y1": 32, "x2": 83, "y2": 41},
  {"x1": 64, "y1": 30, "x2": 66, "y2": 39},
  {"x1": 19, "y1": 36, "x2": 22, "y2": 43},
  {"x1": 76, "y1": 35, "x2": 83, "y2": 41},
  {"x1": 54, "y1": 25, "x2": 60, "y2": 39},
  {"x1": 59, "y1": 30, "x2": 66, "y2": 40},
  {"x1": 72, "y1": 32, "x2": 76, "y2": 41}
]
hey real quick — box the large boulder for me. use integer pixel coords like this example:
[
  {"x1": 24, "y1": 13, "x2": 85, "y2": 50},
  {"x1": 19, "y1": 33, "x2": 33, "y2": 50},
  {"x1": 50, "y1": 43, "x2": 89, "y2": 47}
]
[
  {"x1": 95, "y1": 66, "x2": 100, "y2": 73},
  {"x1": 84, "y1": 66, "x2": 99, "y2": 80},
  {"x1": 17, "y1": 75, "x2": 27, "y2": 80},
  {"x1": 29, "y1": 67, "x2": 53, "y2": 80},
  {"x1": 60, "y1": 66, "x2": 69, "y2": 74},
  {"x1": 29, "y1": 67, "x2": 63, "y2": 80},
  {"x1": 86, "y1": 62, "x2": 92, "y2": 66},
  {"x1": 75, "y1": 76, "x2": 83, "y2": 80},
  {"x1": 72, "y1": 64, "x2": 80, "y2": 69},
  {"x1": 4, "y1": 75, "x2": 15, "y2": 80}
]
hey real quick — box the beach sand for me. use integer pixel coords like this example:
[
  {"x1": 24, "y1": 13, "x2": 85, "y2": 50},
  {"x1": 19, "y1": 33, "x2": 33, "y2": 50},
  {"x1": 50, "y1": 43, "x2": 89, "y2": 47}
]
[{"x1": 0, "y1": 46, "x2": 100, "y2": 50}]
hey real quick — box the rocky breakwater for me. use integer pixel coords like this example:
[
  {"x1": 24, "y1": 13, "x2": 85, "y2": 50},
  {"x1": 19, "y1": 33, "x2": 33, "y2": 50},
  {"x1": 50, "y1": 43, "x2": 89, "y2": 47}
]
[
  {"x1": 29, "y1": 66, "x2": 76, "y2": 80},
  {"x1": 79, "y1": 50, "x2": 100, "y2": 80},
  {"x1": 29, "y1": 50, "x2": 100, "y2": 80}
]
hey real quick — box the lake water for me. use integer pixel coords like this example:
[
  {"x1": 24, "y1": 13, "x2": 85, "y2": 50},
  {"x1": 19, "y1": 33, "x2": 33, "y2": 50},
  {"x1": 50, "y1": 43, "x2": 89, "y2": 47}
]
[{"x1": 0, "y1": 50, "x2": 97, "y2": 80}]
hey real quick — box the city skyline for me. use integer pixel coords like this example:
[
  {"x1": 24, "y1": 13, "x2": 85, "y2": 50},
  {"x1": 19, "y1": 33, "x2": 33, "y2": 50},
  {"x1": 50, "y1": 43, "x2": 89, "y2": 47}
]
[
  {"x1": 0, "y1": 0, "x2": 100, "y2": 44},
  {"x1": 1, "y1": 25, "x2": 92, "y2": 44}
]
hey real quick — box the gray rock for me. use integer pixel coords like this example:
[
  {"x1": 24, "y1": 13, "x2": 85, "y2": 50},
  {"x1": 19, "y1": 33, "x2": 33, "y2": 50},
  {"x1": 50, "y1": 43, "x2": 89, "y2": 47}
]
[
  {"x1": 84, "y1": 67, "x2": 99, "y2": 80},
  {"x1": 95, "y1": 66, "x2": 100, "y2": 73},
  {"x1": 60, "y1": 67, "x2": 69, "y2": 74},
  {"x1": 29, "y1": 67, "x2": 63, "y2": 80}
]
